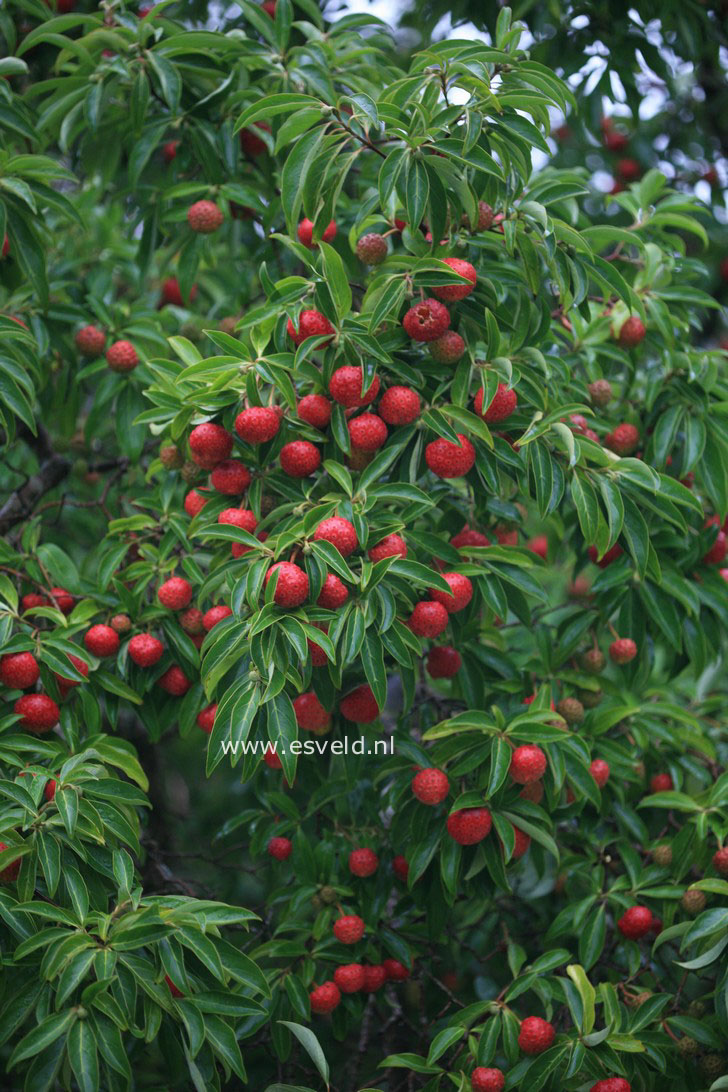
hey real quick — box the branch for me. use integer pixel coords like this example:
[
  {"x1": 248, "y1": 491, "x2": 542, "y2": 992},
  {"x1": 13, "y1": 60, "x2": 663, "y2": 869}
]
[{"x1": 0, "y1": 452, "x2": 70, "y2": 534}]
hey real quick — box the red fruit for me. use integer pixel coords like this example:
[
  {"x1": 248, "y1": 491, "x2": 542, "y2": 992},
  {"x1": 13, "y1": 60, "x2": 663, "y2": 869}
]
[
  {"x1": 128, "y1": 634, "x2": 164, "y2": 667},
  {"x1": 84, "y1": 625, "x2": 120, "y2": 658},
  {"x1": 408, "y1": 600, "x2": 449, "y2": 638},
  {"x1": 412, "y1": 767, "x2": 449, "y2": 805},
  {"x1": 164, "y1": 974, "x2": 183, "y2": 998},
  {"x1": 317, "y1": 574, "x2": 349, "y2": 609},
  {"x1": 606, "y1": 423, "x2": 639, "y2": 456},
  {"x1": 617, "y1": 905, "x2": 653, "y2": 939},
  {"x1": 268, "y1": 836, "x2": 292, "y2": 861},
  {"x1": 518, "y1": 1016, "x2": 555, "y2": 1055},
  {"x1": 528, "y1": 536, "x2": 548, "y2": 560},
  {"x1": 363, "y1": 965, "x2": 387, "y2": 992},
  {"x1": 588, "y1": 543, "x2": 623, "y2": 568},
  {"x1": 298, "y1": 393, "x2": 332, "y2": 428},
  {"x1": 402, "y1": 298, "x2": 451, "y2": 341},
  {"x1": 308, "y1": 626, "x2": 329, "y2": 667},
  {"x1": 293, "y1": 692, "x2": 330, "y2": 733},
  {"x1": 426, "y1": 645, "x2": 461, "y2": 678},
  {"x1": 429, "y1": 330, "x2": 466, "y2": 364},
  {"x1": 158, "y1": 666, "x2": 191, "y2": 696},
  {"x1": 609, "y1": 637, "x2": 637, "y2": 664},
  {"x1": 239, "y1": 120, "x2": 270, "y2": 157},
  {"x1": 184, "y1": 489, "x2": 209, "y2": 517},
  {"x1": 110, "y1": 614, "x2": 131, "y2": 633},
  {"x1": 474, "y1": 384, "x2": 517, "y2": 423},
  {"x1": 368, "y1": 534, "x2": 407, "y2": 562},
  {"x1": 590, "y1": 1080, "x2": 631, "y2": 1092},
  {"x1": 21, "y1": 594, "x2": 48, "y2": 611},
  {"x1": 160, "y1": 277, "x2": 197, "y2": 307},
  {"x1": 310, "y1": 981, "x2": 341, "y2": 1013},
  {"x1": 590, "y1": 759, "x2": 610, "y2": 788},
  {"x1": 333, "y1": 915, "x2": 365, "y2": 944},
  {"x1": 189, "y1": 423, "x2": 233, "y2": 469},
  {"x1": 382, "y1": 959, "x2": 409, "y2": 982},
  {"x1": 219, "y1": 507, "x2": 257, "y2": 558},
  {"x1": 265, "y1": 562, "x2": 309, "y2": 607},
  {"x1": 334, "y1": 964, "x2": 365, "y2": 993},
  {"x1": 14, "y1": 694, "x2": 59, "y2": 734},
  {"x1": 162, "y1": 140, "x2": 179, "y2": 163},
  {"x1": 425, "y1": 433, "x2": 475, "y2": 478},
  {"x1": 263, "y1": 746, "x2": 282, "y2": 770},
  {"x1": 1, "y1": 236, "x2": 8, "y2": 259},
  {"x1": 519, "y1": 780, "x2": 544, "y2": 804},
  {"x1": 313, "y1": 517, "x2": 358, "y2": 557},
  {"x1": 187, "y1": 200, "x2": 224, "y2": 234},
  {"x1": 348, "y1": 413, "x2": 388, "y2": 451},
  {"x1": 75, "y1": 324, "x2": 106, "y2": 357},
  {"x1": 349, "y1": 848, "x2": 379, "y2": 877},
  {"x1": 158, "y1": 576, "x2": 193, "y2": 610},
  {"x1": 432, "y1": 257, "x2": 477, "y2": 302},
  {"x1": 429, "y1": 572, "x2": 473, "y2": 613},
  {"x1": 279, "y1": 440, "x2": 321, "y2": 478},
  {"x1": 202, "y1": 605, "x2": 233, "y2": 630},
  {"x1": 0, "y1": 844, "x2": 20, "y2": 884},
  {"x1": 510, "y1": 744, "x2": 547, "y2": 785},
  {"x1": 704, "y1": 529, "x2": 727, "y2": 566},
  {"x1": 511, "y1": 827, "x2": 531, "y2": 859},
  {"x1": 393, "y1": 855, "x2": 409, "y2": 881},
  {"x1": 451, "y1": 526, "x2": 489, "y2": 550},
  {"x1": 379, "y1": 386, "x2": 421, "y2": 425},
  {"x1": 287, "y1": 309, "x2": 335, "y2": 347},
  {"x1": 339, "y1": 684, "x2": 380, "y2": 723},
  {"x1": 617, "y1": 158, "x2": 640, "y2": 181},
  {"x1": 471, "y1": 1067, "x2": 505, "y2": 1092},
  {"x1": 297, "y1": 218, "x2": 337, "y2": 247},
  {"x1": 356, "y1": 233, "x2": 388, "y2": 264},
  {"x1": 210, "y1": 459, "x2": 251, "y2": 494},
  {"x1": 44, "y1": 779, "x2": 57, "y2": 802},
  {"x1": 329, "y1": 366, "x2": 379, "y2": 408},
  {"x1": 106, "y1": 341, "x2": 139, "y2": 372},
  {"x1": 54, "y1": 654, "x2": 89, "y2": 694},
  {"x1": 197, "y1": 704, "x2": 216, "y2": 733},
  {"x1": 234, "y1": 406, "x2": 281, "y2": 444},
  {"x1": 446, "y1": 808, "x2": 492, "y2": 845},
  {"x1": 649, "y1": 772, "x2": 673, "y2": 793},
  {"x1": 712, "y1": 847, "x2": 728, "y2": 876},
  {"x1": 617, "y1": 316, "x2": 646, "y2": 348},
  {"x1": 0, "y1": 652, "x2": 40, "y2": 690}
]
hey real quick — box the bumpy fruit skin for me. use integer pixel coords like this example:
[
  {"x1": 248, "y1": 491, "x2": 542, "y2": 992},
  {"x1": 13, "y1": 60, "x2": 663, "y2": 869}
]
[
  {"x1": 111, "y1": 614, "x2": 132, "y2": 634},
  {"x1": 0, "y1": 652, "x2": 40, "y2": 689},
  {"x1": 451, "y1": 526, "x2": 489, "y2": 550},
  {"x1": 412, "y1": 768, "x2": 449, "y2": 805},
  {"x1": 189, "y1": 423, "x2": 233, "y2": 469},
  {"x1": 446, "y1": 808, "x2": 492, "y2": 844},
  {"x1": 106, "y1": 340, "x2": 139, "y2": 372},
  {"x1": 187, "y1": 200, "x2": 224, "y2": 233},
  {"x1": 402, "y1": 298, "x2": 451, "y2": 341},
  {"x1": 393, "y1": 855, "x2": 409, "y2": 881},
  {"x1": 329, "y1": 366, "x2": 379, "y2": 408},
  {"x1": 618, "y1": 905, "x2": 653, "y2": 939},
  {"x1": 356, "y1": 233, "x2": 388, "y2": 263},
  {"x1": 339, "y1": 684, "x2": 379, "y2": 723},
  {"x1": 590, "y1": 1080, "x2": 631, "y2": 1092},
  {"x1": 202, "y1": 605, "x2": 233, "y2": 630},
  {"x1": 649, "y1": 772, "x2": 673, "y2": 793},
  {"x1": 383, "y1": 959, "x2": 409, "y2": 981},
  {"x1": 557, "y1": 696, "x2": 584, "y2": 724},
  {"x1": 429, "y1": 572, "x2": 473, "y2": 613},
  {"x1": 510, "y1": 744, "x2": 547, "y2": 784},
  {"x1": 471, "y1": 1067, "x2": 505, "y2": 1092},
  {"x1": 297, "y1": 218, "x2": 337, "y2": 247},
  {"x1": 265, "y1": 562, "x2": 309, "y2": 607},
  {"x1": 0, "y1": 843, "x2": 20, "y2": 885},
  {"x1": 279, "y1": 440, "x2": 321, "y2": 478},
  {"x1": 408, "y1": 600, "x2": 449, "y2": 638},
  {"x1": 75, "y1": 324, "x2": 106, "y2": 357},
  {"x1": 310, "y1": 981, "x2": 341, "y2": 1013},
  {"x1": 589, "y1": 379, "x2": 612, "y2": 406},
  {"x1": 378, "y1": 386, "x2": 421, "y2": 425},
  {"x1": 425, "y1": 433, "x2": 476, "y2": 478},
  {"x1": 609, "y1": 637, "x2": 637, "y2": 664},
  {"x1": 431, "y1": 257, "x2": 477, "y2": 302},
  {"x1": 160, "y1": 444, "x2": 184, "y2": 469},
  {"x1": 588, "y1": 543, "x2": 623, "y2": 568},
  {"x1": 314, "y1": 517, "x2": 358, "y2": 557},
  {"x1": 681, "y1": 889, "x2": 706, "y2": 915},
  {"x1": 361, "y1": 965, "x2": 386, "y2": 992},
  {"x1": 158, "y1": 576, "x2": 193, "y2": 610},
  {"x1": 426, "y1": 645, "x2": 461, "y2": 678},
  {"x1": 466, "y1": 200, "x2": 495, "y2": 231},
  {"x1": 652, "y1": 844, "x2": 672, "y2": 867},
  {"x1": 606, "y1": 423, "x2": 639, "y2": 456},
  {"x1": 349, "y1": 848, "x2": 379, "y2": 877},
  {"x1": 298, "y1": 393, "x2": 332, "y2": 428},
  {"x1": 528, "y1": 535, "x2": 548, "y2": 560},
  {"x1": 14, "y1": 694, "x2": 60, "y2": 734},
  {"x1": 293, "y1": 692, "x2": 330, "y2": 733},
  {"x1": 268, "y1": 836, "x2": 292, "y2": 861},
  {"x1": 84, "y1": 625, "x2": 120, "y2": 658},
  {"x1": 219, "y1": 506, "x2": 257, "y2": 534},
  {"x1": 590, "y1": 759, "x2": 610, "y2": 787},
  {"x1": 617, "y1": 315, "x2": 646, "y2": 348},
  {"x1": 234, "y1": 406, "x2": 281, "y2": 444},
  {"x1": 128, "y1": 634, "x2": 164, "y2": 667},
  {"x1": 317, "y1": 574, "x2": 349, "y2": 609},
  {"x1": 474, "y1": 384, "x2": 517, "y2": 423},
  {"x1": 239, "y1": 121, "x2": 270, "y2": 156},
  {"x1": 159, "y1": 277, "x2": 197, "y2": 307},
  {"x1": 210, "y1": 459, "x2": 251, "y2": 494},
  {"x1": 581, "y1": 648, "x2": 606, "y2": 674},
  {"x1": 287, "y1": 309, "x2": 335, "y2": 347},
  {"x1": 158, "y1": 666, "x2": 191, "y2": 696},
  {"x1": 349, "y1": 413, "x2": 388, "y2": 451},
  {"x1": 518, "y1": 1016, "x2": 555, "y2": 1055},
  {"x1": 368, "y1": 534, "x2": 407, "y2": 562},
  {"x1": 429, "y1": 331, "x2": 465, "y2": 364},
  {"x1": 333, "y1": 915, "x2": 365, "y2": 944},
  {"x1": 196, "y1": 704, "x2": 216, "y2": 733},
  {"x1": 162, "y1": 139, "x2": 179, "y2": 163},
  {"x1": 54, "y1": 654, "x2": 88, "y2": 695},
  {"x1": 713, "y1": 847, "x2": 728, "y2": 876},
  {"x1": 334, "y1": 964, "x2": 365, "y2": 993}
]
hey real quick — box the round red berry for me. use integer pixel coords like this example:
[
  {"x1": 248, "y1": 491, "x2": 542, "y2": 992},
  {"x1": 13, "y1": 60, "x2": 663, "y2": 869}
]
[
  {"x1": 158, "y1": 666, "x2": 191, "y2": 696},
  {"x1": 518, "y1": 1016, "x2": 555, "y2": 1055},
  {"x1": 339, "y1": 684, "x2": 379, "y2": 723},
  {"x1": 293, "y1": 692, "x2": 331, "y2": 733},
  {"x1": 617, "y1": 905, "x2": 653, "y2": 939},
  {"x1": 378, "y1": 386, "x2": 421, "y2": 425},
  {"x1": 408, "y1": 600, "x2": 449, "y2": 638},
  {"x1": 617, "y1": 316, "x2": 646, "y2": 348},
  {"x1": 54, "y1": 654, "x2": 88, "y2": 695},
  {"x1": 590, "y1": 1080, "x2": 631, "y2": 1092},
  {"x1": 189, "y1": 423, "x2": 233, "y2": 469},
  {"x1": 426, "y1": 645, "x2": 461, "y2": 678},
  {"x1": 128, "y1": 634, "x2": 164, "y2": 667},
  {"x1": 712, "y1": 847, "x2": 728, "y2": 876},
  {"x1": 334, "y1": 964, "x2": 365, "y2": 993},
  {"x1": 317, "y1": 573, "x2": 349, "y2": 609},
  {"x1": 187, "y1": 200, "x2": 224, "y2": 233},
  {"x1": 329, "y1": 366, "x2": 379, "y2": 408},
  {"x1": 590, "y1": 759, "x2": 610, "y2": 788},
  {"x1": 475, "y1": 384, "x2": 517, "y2": 423},
  {"x1": 310, "y1": 981, "x2": 341, "y2": 1013},
  {"x1": 298, "y1": 393, "x2": 332, "y2": 428},
  {"x1": 297, "y1": 218, "x2": 337, "y2": 247},
  {"x1": 649, "y1": 772, "x2": 673, "y2": 793},
  {"x1": 356, "y1": 233, "x2": 388, "y2": 264},
  {"x1": 471, "y1": 1067, "x2": 505, "y2": 1092},
  {"x1": 425, "y1": 433, "x2": 475, "y2": 477},
  {"x1": 159, "y1": 277, "x2": 197, "y2": 307},
  {"x1": 368, "y1": 534, "x2": 407, "y2": 562},
  {"x1": 429, "y1": 331, "x2": 465, "y2": 364},
  {"x1": 333, "y1": 915, "x2": 365, "y2": 944},
  {"x1": 263, "y1": 746, "x2": 282, "y2": 770},
  {"x1": 106, "y1": 340, "x2": 138, "y2": 373},
  {"x1": 432, "y1": 257, "x2": 477, "y2": 302},
  {"x1": 0, "y1": 652, "x2": 40, "y2": 690},
  {"x1": 313, "y1": 517, "x2": 358, "y2": 557},
  {"x1": 268, "y1": 836, "x2": 293, "y2": 861},
  {"x1": 197, "y1": 704, "x2": 216, "y2": 733},
  {"x1": 239, "y1": 121, "x2": 270, "y2": 156},
  {"x1": 609, "y1": 637, "x2": 637, "y2": 664},
  {"x1": 447, "y1": 808, "x2": 492, "y2": 845},
  {"x1": 202, "y1": 605, "x2": 233, "y2": 630},
  {"x1": 234, "y1": 406, "x2": 281, "y2": 444},
  {"x1": 382, "y1": 959, "x2": 409, "y2": 982},
  {"x1": 210, "y1": 459, "x2": 251, "y2": 494},
  {"x1": 84, "y1": 625, "x2": 120, "y2": 658},
  {"x1": 280, "y1": 440, "x2": 321, "y2": 477},
  {"x1": 349, "y1": 848, "x2": 378, "y2": 877},
  {"x1": 412, "y1": 768, "x2": 449, "y2": 805},
  {"x1": 402, "y1": 298, "x2": 451, "y2": 341},
  {"x1": 14, "y1": 693, "x2": 60, "y2": 734},
  {"x1": 287, "y1": 309, "x2": 335, "y2": 347},
  {"x1": 451, "y1": 526, "x2": 490, "y2": 550},
  {"x1": 265, "y1": 562, "x2": 309, "y2": 607},
  {"x1": 184, "y1": 488, "x2": 209, "y2": 517},
  {"x1": 393, "y1": 855, "x2": 409, "y2": 881},
  {"x1": 510, "y1": 744, "x2": 547, "y2": 784},
  {"x1": 75, "y1": 324, "x2": 106, "y2": 357},
  {"x1": 606, "y1": 423, "x2": 639, "y2": 456},
  {"x1": 349, "y1": 413, "x2": 388, "y2": 451},
  {"x1": 511, "y1": 827, "x2": 531, "y2": 859},
  {"x1": 363, "y1": 965, "x2": 387, "y2": 992},
  {"x1": 429, "y1": 572, "x2": 473, "y2": 613},
  {"x1": 158, "y1": 576, "x2": 193, "y2": 610}
]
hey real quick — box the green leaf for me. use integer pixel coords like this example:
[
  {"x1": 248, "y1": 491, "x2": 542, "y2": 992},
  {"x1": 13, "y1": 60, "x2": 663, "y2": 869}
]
[{"x1": 278, "y1": 1022, "x2": 329, "y2": 1086}]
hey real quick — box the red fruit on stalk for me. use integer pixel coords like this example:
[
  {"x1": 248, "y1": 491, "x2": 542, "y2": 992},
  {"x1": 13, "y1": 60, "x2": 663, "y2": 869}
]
[
  {"x1": 297, "y1": 218, "x2": 337, "y2": 247},
  {"x1": 54, "y1": 655, "x2": 88, "y2": 695},
  {"x1": 293, "y1": 692, "x2": 330, "y2": 733},
  {"x1": 363, "y1": 965, "x2": 388, "y2": 992},
  {"x1": 202, "y1": 606, "x2": 232, "y2": 630},
  {"x1": 0, "y1": 652, "x2": 40, "y2": 690},
  {"x1": 393, "y1": 855, "x2": 409, "y2": 881},
  {"x1": 617, "y1": 316, "x2": 646, "y2": 348},
  {"x1": 712, "y1": 847, "x2": 728, "y2": 876},
  {"x1": 471, "y1": 1068, "x2": 505, "y2": 1092},
  {"x1": 287, "y1": 310, "x2": 335, "y2": 347},
  {"x1": 606, "y1": 423, "x2": 639, "y2": 456},
  {"x1": 184, "y1": 489, "x2": 209, "y2": 517},
  {"x1": 348, "y1": 414, "x2": 388, "y2": 451},
  {"x1": 279, "y1": 441, "x2": 321, "y2": 477},
  {"x1": 378, "y1": 386, "x2": 421, "y2": 425},
  {"x1": 429, "y1": 572, "x2": 473, "y2": 613},
  {"x1": 298, "y1": 393, "x2": 332, "y2": 428},
  {"x1": 317, "y1": 574, "x2": 349, "y2": 609},
  {"x1": 189, "y1": 423, "x2": 233, "y2": 469},
  {"x1": 650, "y1": 772, "x2": 673, "y2": 793},
  {"x1": 356, "y1": 233, "x2": 388, "y2": 264},
  {"x1": 518, "y1": 1016, "x2": 555, "y2": 1055},
  {"x1": 588, "y1": 543, "x2": 623, "y2": 568},
  {"x1": 510, "y1": 744, "x2": 547, "y2": 784},
  {"x1": 106, "y1": 341, "x2": 138, "y2": 373},
  {"x1": 590, "y1": 1080, "x2": 631, "y2": 1092},
  {"x1": 429, "y1": 331, "x2": 465, "y2": 364},
  {"x1": 383, "y1": 959, "x2": 409, "y2": 981},
  {"x1": 451, "y1": 526, "x2": 489, "y2": 550},
  {"x1": 333, "y1": 915, "x2": 365, "y2": 944},
  {"x1": 265, "y1": 562, "x2": 309, "y2": 607},
  {"x1": 609, "y1": 637, "x2": 637, "y2": 664},
  {"x1": 268, "y1": 837, "x2": 292, "y2": 861},
  {"x1": 426, "y1": 645, "x2": 461, "y2": 678},
  {"x1": 368, "y1": 534, "x2": 407, "y2": 562},
  {"x1": 239, "y1": 121, "x2": 271, "y2": 156},
  {"x1": 334, "y1": 964, "x2": 365, "y2": 993},
  {"x1": 234, "y1": 406, "x2": 281, "y2": 444},
  {"x1": 75, "y1": 324, "x2": 106, "y2": 357},
  {"x1": 158, "y1": 666, "x2": 191, "y2": 696},
  {"x1": 310, "y1": 982, "x2": 341, "y2": 1013},
  {"x1": 402, "y1": 298, "x2": 450, "y2": 342},
  {"x1": 159, "y1": 277, "x2": 197, "y2": 307},
  {"x1": 313, "y1": 517, "x2": 358, "y2": 557},
  {"x1": 83, "y1": 625, "x2": 120, "y2": 658},
  {"x1": 339, "y1": 684, "x2": 380, "y2": 723},
  {"x1": 474, "y1": 384, "x2": 517, "y2": 423},
  {"x1": 196, "y1": 704, "x2": 216, "y2": 733},
  {"x1": 14, "y1": 694, "x2": 60, "y2": 734},
  {"x1": 412, "y1": 768, "x2": 449, "y2": 805},
  {"x1": 431, "y1": 257, "x2": 477, "y2": 302},
  {"x1": 128, "y1": 634, "x2": 164, "y2": 667},
  {"x1": 158, "y1": 577, "x2": 193, "y2": 610},
  {"x1": 617, "y1": 905, "x2": 653, "y2": 939},
  {"x1": 187, "y1": 200, "x2": 224, "y2": 234},
  {"x1": 528, "y1": 536, "x2": 548, "y2": 560},
  {"x1": 329, "y1": 366, "x2": 379, "y2": 408},
  {"x1": 263, "y1": 746, "x2": 282, "y2": 770},
  {"x1": 210, "y1": 460, "x2": 251, "y2": 495},
  {"x1": 446, "y1": 808, "x2": 492, "y2": 844},
  {"x1": 425, "y1": 434, "x2": 475, "y2": 478},
  {"x1": 162, "y1": 140, "x2": 179, "y2": 163},
  {"x1": 590, "y1": 759, "x2": 610, "y2": 788},
  {"x1": 408, "y1": 600, "x2": 449, "y2": 637},
  {"x1": 349, "y1": 848, "x2": 378, "y2": 877}
]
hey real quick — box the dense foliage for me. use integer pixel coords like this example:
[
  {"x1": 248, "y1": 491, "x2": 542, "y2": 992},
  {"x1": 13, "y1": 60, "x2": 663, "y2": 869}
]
[{"x1": 0, "y1": 2, "x2": 727, "y2": 1090}]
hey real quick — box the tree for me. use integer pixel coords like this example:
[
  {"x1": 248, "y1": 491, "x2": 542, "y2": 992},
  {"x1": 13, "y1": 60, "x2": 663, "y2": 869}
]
[{"x1": 0, "y1": 1, "x2": 727, "y2": 1090}]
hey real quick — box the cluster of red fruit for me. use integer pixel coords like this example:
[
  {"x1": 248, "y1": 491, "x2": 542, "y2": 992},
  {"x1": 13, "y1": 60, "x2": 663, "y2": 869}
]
[{"x1": 309, "y1": 956, "x2": 410, "y2": 1013}]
